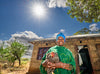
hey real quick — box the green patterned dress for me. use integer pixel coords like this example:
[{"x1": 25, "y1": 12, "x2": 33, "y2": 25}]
[{"x1": 40, "y1": 45, "x2": 76, "y2": 74}]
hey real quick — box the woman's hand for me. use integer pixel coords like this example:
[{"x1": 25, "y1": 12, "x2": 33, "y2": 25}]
[
  {"x1": 62, "y1": 63, "x2": 73, "y2": 70},
  {"x1": 47, "y1": 62, "x2": 56, "y2": 69},
  {"x1": 42, "y1": 60, "x2": 55, "y2": 69},
  {"x1": 42, "y1": 59, "x2": 49, "y2": 67}
]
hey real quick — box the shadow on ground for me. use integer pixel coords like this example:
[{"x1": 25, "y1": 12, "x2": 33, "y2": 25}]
[{"x1": 27, "y1": 68, "x2": 41, "y2": 74}]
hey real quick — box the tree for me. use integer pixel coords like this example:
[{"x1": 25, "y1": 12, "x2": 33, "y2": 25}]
[
  {"x1": 0, "y1": 42, "x2": 7, "y2": 61},
  {"x1": 66, "y1": 0, "x2": 100, "y2": 23},
  {"x1": 0, "y1": 41, "x2": 27, "y2": 66},
  {"x1": 9, "y1": 41, "x2": 27, "y2": 66},
  {"x1": 0, "y1": 43, "x2": 14, "y2": 66},
  {"x1": 0, "y1": 46, "x2": 5, "y2": 60},
  {"x1": 74, "y1": 28, "x2": 90, "y2": 35},
  {"x1": 74, "y1": 27, "x2": 100, "y2": 35}
]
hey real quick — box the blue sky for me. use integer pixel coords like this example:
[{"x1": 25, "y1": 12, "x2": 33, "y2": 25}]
[{"x1": 0, "y1": 0, "x2": 100, "y2": 41}]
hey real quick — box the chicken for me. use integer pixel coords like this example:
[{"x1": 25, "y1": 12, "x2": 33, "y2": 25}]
[{"x1": 45, "y1": 52, "x2": 59, "y2": 74}]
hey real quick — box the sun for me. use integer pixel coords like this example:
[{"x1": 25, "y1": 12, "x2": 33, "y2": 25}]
[
  {"x1": 32, "y1": 4, "x2": 46, "y2": 18},
  {"x1": 34, "y1": 5, "x2": 45, "y2": 16}
]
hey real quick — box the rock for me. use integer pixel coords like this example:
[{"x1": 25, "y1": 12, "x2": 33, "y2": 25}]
[{"x1": 3, "y1": 63, "x2": 8, "y2": 69}]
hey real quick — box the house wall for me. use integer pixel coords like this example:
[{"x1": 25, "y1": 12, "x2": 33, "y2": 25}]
[
  {"x1": 28, "y1": 40, "x2": 57, "y2": 74},
  {"x1": 28, "y1": 37, "x2": 100, "y2": 74}
]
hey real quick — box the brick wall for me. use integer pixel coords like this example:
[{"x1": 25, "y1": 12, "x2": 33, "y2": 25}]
[{"x1": 28, "y1": 37, "x2": 100, "y2": 74}]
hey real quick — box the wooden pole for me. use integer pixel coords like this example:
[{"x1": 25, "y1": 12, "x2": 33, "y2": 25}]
[{"x1": 74, "y1": 45, "x2": 80, "y2": 74}]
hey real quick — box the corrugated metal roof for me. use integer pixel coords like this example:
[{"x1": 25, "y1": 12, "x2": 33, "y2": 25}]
[{"x1": 30, "y1": 34, "x2": 100, "y2": 42}]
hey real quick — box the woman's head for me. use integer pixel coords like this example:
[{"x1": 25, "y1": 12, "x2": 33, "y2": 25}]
[{"x1": 56, "y1": 32, "x2": 65, "y2": 46}]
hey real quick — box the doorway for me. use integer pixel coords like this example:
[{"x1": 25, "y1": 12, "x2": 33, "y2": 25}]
[{"x1": 77, "y1": 45, "x2": 93, "y2": 74}]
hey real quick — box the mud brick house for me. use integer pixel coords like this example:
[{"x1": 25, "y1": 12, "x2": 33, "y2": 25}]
[{"x1": 27, "y1": 34, "x2": 100, "y2": 74}]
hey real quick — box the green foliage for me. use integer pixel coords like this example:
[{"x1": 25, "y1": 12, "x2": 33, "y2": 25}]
[
  {"x1": 0, "y1": 46, "x2": 9, "y2": 61},
  {"x1": 10, "y1": 41, "x2": 27, "y2": 58},
  {"x1": 9, "y1": 41, "x2": 27, "y2": 66},
  {"x1": 66, "y1": 0, "x2": 100, "y2": 23},
  {"x1": 0, "y1": 41, "x2": 27, "y2": 66},
  {"x1": 74, "y1": 28, "x2": 90, "y2": 35},
  {"x1": 21, "y1": 58, "x2": 29, "y2": 61},
  {"x1": 21, "y1": 59, "x2": 29, "y2": 65},
  {"x1": 74, "y1": 28, "x2": 100, "y2": 35}
]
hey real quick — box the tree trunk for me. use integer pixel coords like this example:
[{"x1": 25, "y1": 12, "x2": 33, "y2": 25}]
[
  {"x1": 12, "y1": 61, "x2": 15, "y2": 67},
  {"x1": 0, "y1": 64, "x2": 1, "y2": 73},
  {"x1": 18, "y1": 58, "x2": 21, "y2": 66}
]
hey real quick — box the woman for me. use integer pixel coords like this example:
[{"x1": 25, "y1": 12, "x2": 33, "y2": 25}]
[{"x1": 40, "y1": 32, "x2": 76, "y2": 74}]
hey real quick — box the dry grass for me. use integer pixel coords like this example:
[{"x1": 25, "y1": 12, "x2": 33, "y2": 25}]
[{"x1": 0, "y1": 58, "x2": 30, "y2": 74}]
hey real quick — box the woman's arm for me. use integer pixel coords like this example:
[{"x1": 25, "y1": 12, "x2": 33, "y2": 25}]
[
  {"x1": 55, "y1": 62, "x2": 73, "y2": 70},
  {"x1": 54, "y1": 62, "x2": 73, "y2": 70},
  {"x1": 43, "y1": 61, "x2": 73, "y2": 70}
]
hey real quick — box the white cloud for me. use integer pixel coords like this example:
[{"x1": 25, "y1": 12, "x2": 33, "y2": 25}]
[
  {"x1": 8, "y1": 31, "x2": 43, "y2": 58},
  {"x1": 0, "y1": 40, "x2": 2, "y2": 44},
  {"x1": 9, "y1": 31, "x2": 43, "y2": 48},
  {"x1": 45, "y1": 33, "x2": 58, "y2": 38},
  {"x1": 60, "y1": 29, "x2": 65, "y2": 33},
  {"x1": 0, "y1": 40, "x2": 3, "y2": 48},
  {"x1": 47, "y1": 0, "x2": 67, "y2": 8},
  {"x1": 3, "y1": 41, "x2": 10, "y2": 49},
  {"x1": 0, "y1": 40, "x2": 10, "y2": 49},
  {"x1": 9, "y1": 31, "x2": 43, "y2": 42},
  {"x1": 46, "y1": 29, "x2": 66, "y2": 38},
  {"x1": 52, "y1": 33, "x2": 58, "y2": 37},
  {"x1": 89, "y1": 23, "x2": 99, "y2": 31},
  {"x1": 0, "y1": 31, "x2": 41, "y2": 58},
  {"x1": 12, "y1": 31, "x2": 43, "y2": 39},
  {"x1": 52, "y1": 29, "x2": 65, "y2": 37}
]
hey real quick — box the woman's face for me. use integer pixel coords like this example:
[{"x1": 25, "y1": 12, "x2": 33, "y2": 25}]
[{"x1": 57, "y1": 36, "x2": 65, "y2": 46}]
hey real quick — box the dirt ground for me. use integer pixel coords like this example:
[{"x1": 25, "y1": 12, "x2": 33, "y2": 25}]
[{"x1": 0, "y1": 60, "x2": 30, "y2": 74}]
